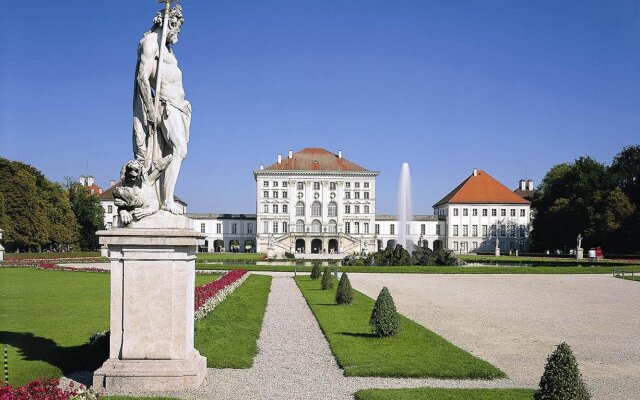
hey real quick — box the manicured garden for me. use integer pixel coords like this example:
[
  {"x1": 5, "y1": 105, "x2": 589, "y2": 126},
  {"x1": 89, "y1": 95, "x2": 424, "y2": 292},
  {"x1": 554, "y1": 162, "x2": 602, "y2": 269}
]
[
  {"x1": 1, "y1": 252, "x2": 101, "y2": 260},
  {"x1": 294, "y1": 276, "x2": 505, "y2": 379},
  {"x1": 195, "y1": 274, "x2": 272, "y2": 368},
  {"x1": 354, "y1": 388, "x2": 535, "y2": 400},
  {"x1": 196, "y1": 252, "x2": 265, "y2": 261}
]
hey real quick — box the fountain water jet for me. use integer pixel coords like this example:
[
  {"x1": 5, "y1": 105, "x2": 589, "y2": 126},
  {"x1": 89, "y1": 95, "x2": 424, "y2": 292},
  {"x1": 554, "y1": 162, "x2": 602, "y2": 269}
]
[{"x1": 397, "y1": 163, "x2": 413, "y2": 252}]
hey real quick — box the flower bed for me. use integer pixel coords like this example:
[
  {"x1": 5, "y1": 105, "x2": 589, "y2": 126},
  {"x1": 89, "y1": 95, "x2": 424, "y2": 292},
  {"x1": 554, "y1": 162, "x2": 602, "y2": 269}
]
[
  {"x1": 0, "y1": 378, "x2": 99, "y2": 400},
  {"x1": 194, "y1": 269, "x2": 249, "y2": 320}
]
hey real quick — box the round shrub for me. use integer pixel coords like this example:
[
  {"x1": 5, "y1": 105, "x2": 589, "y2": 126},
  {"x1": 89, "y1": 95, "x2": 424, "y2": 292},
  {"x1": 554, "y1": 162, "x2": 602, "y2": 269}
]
[
  {"x1": 534, "y1": 342, "x2": 590, "y2": 400},
  {"x1": 335, "y1": 273, "x2": 354, "y2": 305},
  {"x1": 321, "y1": 267, "x2": 334, "y2": 290},
  {"x1": 369, "y1": 287, "x2": 400, "y2": 337},
  {"x1": 310, "y1": 262, "x2": 321, "y2": 280}
]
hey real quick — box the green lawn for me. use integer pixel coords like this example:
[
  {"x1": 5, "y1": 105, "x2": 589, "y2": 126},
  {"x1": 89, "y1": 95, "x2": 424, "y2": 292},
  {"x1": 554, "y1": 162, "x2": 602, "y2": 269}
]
[
  {"x1": 354, "y1": 388, "x2": 535, "y2": 400},
  {"x1": 196, "y1": 253, "x2": 265, "y2": 261},
  {"x1": 0, "y1": 269, "x2": 110, "y2": 386},
  {"x1": 195, "y1": 274, "x2": 272, "y2": 368},
  {"x1": 198, "y1": 263, "x2": 640, "y2": 274},
  {"x1": 459, "y1": 254, "x2": 637, "y2": 267},
  {"x1": 295, "y1": 276, "x2": 505, "y2": 379},
  {"x1": 195, "y1": 273, "x2": 221, "y2": 286},
  {"x1": 0, "y1": 269, "x2": 224, "y2": 386}
]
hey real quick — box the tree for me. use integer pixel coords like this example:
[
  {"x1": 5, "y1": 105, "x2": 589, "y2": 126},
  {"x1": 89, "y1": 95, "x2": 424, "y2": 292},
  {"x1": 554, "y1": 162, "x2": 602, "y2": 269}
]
[
  {"x1": 310, "y1": 262, "x2": 321, "y2": 280},
  {"x1": 534, "y1": 342, "x2": 590, "y2": 400},
  {"x1": 67, "y1": 181, "x2": 105, "y2": 251},
  {"x1": 321, "y1": 267, "x2": 333, "y2": 290},
  {"x1": 335, "y1": 273, "x2": 354, "y2": 305},
  {"x1": 369, "y1": 287, "x2": 400, "y2": 337}
]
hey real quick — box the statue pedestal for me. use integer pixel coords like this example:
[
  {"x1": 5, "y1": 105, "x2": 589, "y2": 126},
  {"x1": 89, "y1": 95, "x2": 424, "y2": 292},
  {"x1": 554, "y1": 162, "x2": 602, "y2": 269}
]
[
  {"x1": 576, "y1": 248, "x2": 584, "y2": 260},
  {"x1": 93, "y1": 213, "x2": 206, "y2": 393},
  {"x1": 494, "y1": 247, "x2": 500, "y2": 257},
  {"x1": 0, "y1": 244, "x2": 4, "y2": 261}
]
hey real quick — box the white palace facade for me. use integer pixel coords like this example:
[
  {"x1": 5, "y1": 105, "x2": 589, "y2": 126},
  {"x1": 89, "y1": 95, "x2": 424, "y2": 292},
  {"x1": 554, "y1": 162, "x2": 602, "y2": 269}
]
[{"x1": 100, "y1": 147, "x2": 533, "y2": 256}]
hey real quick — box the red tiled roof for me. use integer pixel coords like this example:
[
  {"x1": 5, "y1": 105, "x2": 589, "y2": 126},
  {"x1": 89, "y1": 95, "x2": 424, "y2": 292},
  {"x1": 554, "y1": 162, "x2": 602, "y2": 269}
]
[
  {"x1": 263, "y1": 148, "x2": 369, "y2": 172},
  {"x1": 434, "y1": 169, "x2": 530, "y2": 207},
  {"x1": 82, "y1": 183, "x2": 103, "y2": 196}
]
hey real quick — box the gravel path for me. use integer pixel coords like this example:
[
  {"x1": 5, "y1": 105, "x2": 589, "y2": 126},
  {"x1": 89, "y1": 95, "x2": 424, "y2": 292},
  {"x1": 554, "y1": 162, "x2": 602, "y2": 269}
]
[
  {"x1": 173, "y1": 276, "x2": 524, "y2": 400},
  {"x1": 348, "y1": 273, "x2": 640, "y2": 400}
]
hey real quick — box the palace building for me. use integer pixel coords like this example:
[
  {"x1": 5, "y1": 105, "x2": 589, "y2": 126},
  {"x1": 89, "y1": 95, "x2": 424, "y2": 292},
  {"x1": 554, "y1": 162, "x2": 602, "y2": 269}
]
[{"x1": 99, "y1": 148, "x2": 533, "y2": 256}]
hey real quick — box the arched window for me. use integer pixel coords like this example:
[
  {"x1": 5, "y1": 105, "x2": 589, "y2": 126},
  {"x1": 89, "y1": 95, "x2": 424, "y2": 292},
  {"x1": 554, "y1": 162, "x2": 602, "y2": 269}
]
[
  {"x1": 311, "y1": 219, "x2": 322, "y2": 233},
  {"x1": 296, "y1": 219, "x2": 305, "y2": 233},
  {"x1": 296, "y1": 201, "x2": 305, "y2": 217},
  {"x1": 311, "y1": 201, "x2": 322, "y2": 217},
  {"x1": 328, "y1": 219, "x2": 337, "y2": 233},
  {"x1": 328, "y1": 201, "x2": 337, "y2": 217}
]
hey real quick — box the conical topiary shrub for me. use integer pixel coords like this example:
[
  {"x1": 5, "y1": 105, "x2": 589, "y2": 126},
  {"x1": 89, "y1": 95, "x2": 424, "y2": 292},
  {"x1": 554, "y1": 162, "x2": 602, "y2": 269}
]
[
  {"x1": 335, "y1": 273, "x2": 354, "y2": 305},
  {"x1": 321, "y1": 267, "x2": 334, "y2": 290},
  {"x1": 534, "y1": 342, "x2": 591, "y2": 400},
  {"x1": 310, "y1": 262, "x2": 321, "y2": 280},
  {"x1": 369, "y1": 287, "x2": 400, "y2": 337}
]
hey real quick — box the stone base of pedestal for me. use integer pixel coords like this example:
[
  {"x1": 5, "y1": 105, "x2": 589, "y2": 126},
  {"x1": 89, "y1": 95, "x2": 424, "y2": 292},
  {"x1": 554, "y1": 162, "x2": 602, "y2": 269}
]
[
  {"x1": 93, "y1": 349, "x2": 206, "y2": 392},
  {"x1": 576, "y1": 248, "x2": 584, "y2": 260},
  {"x1": 0, "y1": 244, "x2": 4, "y2": 261},
  {"x1": 93, "y1": 213, "x2": 206, "y2": 393},
  {"x1": 495, "y1": 248, "x2": 500, "y2": 257}
]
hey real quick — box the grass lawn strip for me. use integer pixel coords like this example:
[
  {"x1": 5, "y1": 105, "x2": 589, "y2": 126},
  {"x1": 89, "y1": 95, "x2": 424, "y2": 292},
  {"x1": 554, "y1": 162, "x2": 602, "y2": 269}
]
[
  {"x1": 198, "y1": 263, "x2": 640, "y2": 274},
  {"x1": 195, "y1": 274, "x2": 272, "y2": 368},
  {"x1": 295, "y1": 276, "x2": 505, "y2": 379},
  {"x1": 354, "y1": 388, "x2": 535, "y2": 400}
]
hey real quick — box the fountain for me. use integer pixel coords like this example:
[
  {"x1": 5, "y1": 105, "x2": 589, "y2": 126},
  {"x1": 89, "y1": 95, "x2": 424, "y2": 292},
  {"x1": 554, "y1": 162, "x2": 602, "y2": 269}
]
[{"x1": 397, "y1": 162, "x2": 413, "y2": 252}]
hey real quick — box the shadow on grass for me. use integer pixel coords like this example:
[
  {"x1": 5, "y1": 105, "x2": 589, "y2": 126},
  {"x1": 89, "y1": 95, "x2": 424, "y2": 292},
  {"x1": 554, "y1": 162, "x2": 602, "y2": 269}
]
[
  {"x1": 338, "y1": 332, "x2": 378, "y2": 338},
  {"x1": 0, "y1": 331, "x2": 108, "y2": 378}
]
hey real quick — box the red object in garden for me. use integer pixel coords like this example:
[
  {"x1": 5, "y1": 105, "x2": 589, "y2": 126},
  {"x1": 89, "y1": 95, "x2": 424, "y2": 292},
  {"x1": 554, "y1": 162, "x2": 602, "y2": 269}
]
[
  {"x1": 595, "y1": 246, "x2": 603, "y2": 260},
  {"x1": 194, "y1": 269, "x2": 248, "y2": 310}
]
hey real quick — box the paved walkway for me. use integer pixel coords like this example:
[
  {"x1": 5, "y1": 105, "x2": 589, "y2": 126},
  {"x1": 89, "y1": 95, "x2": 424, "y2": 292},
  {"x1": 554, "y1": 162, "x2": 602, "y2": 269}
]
[
  {"x1": 176, "y1": 276, "x2": 525, "y2": 400},
  {"x1": 348, "y1": 273, "x2": 640, "y2": 400}
]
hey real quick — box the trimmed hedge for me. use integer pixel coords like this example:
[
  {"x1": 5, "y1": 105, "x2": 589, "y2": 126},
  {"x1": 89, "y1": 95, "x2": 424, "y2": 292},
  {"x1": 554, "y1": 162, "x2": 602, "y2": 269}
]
[
  {"x1": 335, "y1": 273, "x2": 354, "y2": 305},
  {"x1": 534, "y1": 342, "x2": 590, "y2": 400},
  {"x1": 369, "y1": 287, "x2": 400, "y2": 337}
]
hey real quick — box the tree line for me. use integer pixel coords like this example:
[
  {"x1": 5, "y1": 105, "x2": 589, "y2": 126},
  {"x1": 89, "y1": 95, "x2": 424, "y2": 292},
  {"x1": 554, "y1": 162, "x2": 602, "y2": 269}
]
[
  {"x1": 0, "y1": 157, "x2": 105, "y2": 252},
  {"x1": 531, "y1": 145, "x2": 639, "y2": 254}
]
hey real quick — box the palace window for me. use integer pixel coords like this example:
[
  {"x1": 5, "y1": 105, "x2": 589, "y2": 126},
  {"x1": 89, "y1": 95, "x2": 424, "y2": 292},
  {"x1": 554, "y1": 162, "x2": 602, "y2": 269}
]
[
  {"x1": 364, "y1": 205, "x2": 370, "y2": 214},
  {"x1": 328, "y1": 202, "x2": 337, "y2": 217},
  {"x1": 482, "y1": 225, "x2": 487, "y2": 236},
  {"x1": 311, "y1": 201, "x2": 322, "y2": 217},
  {"x1": 354, "y1": 222, "x2": 360, "y2": 234},
  {"x1": 273, "y1": 181, "x2": 278, "y2": 187},
  {"x1": 355, "y1": 182, "x2": 360, "y2": 188},
  {"x1": 273, "y1": 191, "x2": 278, "y2": 198},
  {"x1": 354, "y1": 192, "x2": 360, "y2": 199},
  {"x1": 345, "y1": 222, "x2": 351, "y2": 234},
  {"x1": 492, "y1": 209, "x2": 497, "y2": 216},
  {"x1": 273, "y1": 221, "x2": 279, "y2": 234},
  {"x1": 296, "y1": 220, "x2": 304, "y2": 233},
  {"x1": 453, "y1": 225, "x2": 459, "y2": 236},
  {"x1": 354, "y1": 205, "x2": 360, "y2": 214},
  {"x1": 345, "y1": 182, "x2": 351, "y2": 188},
  {"x1": 283, "y1": 205, "x2": 288, "y2": 213},
  {"x1": 463, "y1": 225, "x2": 468, "y2": 236},
  {"x1": 364, "y1": 223, "x2": 370, "y2": 234},
  {"x1": 263, "y1": 181, "x2": 269, "y2": 187},
  {"x1": 501, "y1": 209, "x2": 506, "y2": 217},
  {"x1": 296, "y1": 201, "x2": 305, "y2": 216},
  {"x1": 217, "y1": 223, "x2": 222, "y2": 234},
  {"x1": 453, "y1": 208, "x2": 459, "y2": 216},
  {"x1": 283, "y1": 191, "x2": 288, "y2": 198},
  {"x1": 282, "y1": 181, "x2": 288, "y2": 188},
  {"x1": 520, "y1": 209, "x2": 526, "y2": 217},
  {"x1": 482, "y1": 209, "x2": 488, "y2": 216},
  {"x1": 232, "y1": 223, "x2": 237, "y2": 234},
  {"x1": 472, "y1": 241, "x2": 478, "y2": 250},
  {"x1": 491, "y1": 224, "x2": 496, "y2": 236},
  {"x1": 263, "y1": 191, "x2": 269, "y2": 198},
  {"x1": 345, "y1": 192, "x2": 351, "y2": 199},
  {"x1": 472, "y1": 209, "x2": 478, "y2": 216},
  {"x1": 313, "y1": 182, "x2": 320, "y2": 190},
  {"x1": 263, "y1": 204, "x2": 269, "y2": 213},
  {"x1": 200, "y1": 223, "x2": 205, "y2": 233},
  {"x1": 520, "y1": 225, "x2": 526, "y2": 237},
  {"x1": 282, "y1": 222, "x2": 288, "y2": 233},
  {"x1": 263, "y1": 221, "x2": 269, "y2": 233},
  {"x1": 453, "y1": 241, "x2": 459, "y2": 251},
  {"x1": 345, "y1": 205, "x2": 351, "y2": 214},
  {"x1": 330, "y1": 182, "x2": 336, "y2": 190},
  {"x1": 247, "y1": 223, "x2": 252, "y2": 234},
  {"x1": 463, "y1": 208, "x2": 468, "y2": 216},
  {"x1": 390, "y1": 224, "x2": 395, "y2": 235},
  {"x1": 436, "y1": 225, "x2": 440, "y2": 235},
  {"x1": 500, "y1": 225, "x2": 506, "y2": 236},
  {"x1": 107, "y1": 205, "x2": 113, "y2": 213},
  {"x1": 472, "y1": 225, "x2": 478, "y2": 236},
  {"x1": 364, "y1": 182, "x2": 369, "y2": 188},
  {"x1": 297, "y1": 182, "x2": 304, "y2": 190},
  {"x1": 510, "y1": 209, "x2": 516, "y2": 217},
  {"x1": 421, "y1": 224, "x2": 425, "y2": 235},
  {"x1": 273, "y1": 204, "x2": 278, "y2": 214},
  {"x1": 328, "y1": 219, "x2": 337, "y2": 233},
  {"x1": 509, "y1": 225, "x2": 515, "y2": 237},
  {"x1": 311, "y1": 220, "x2": 321, "y2": 233},
  {"x1": 375, "y1": 224, "x2": 380, "y2": 234},
  {"x1": 364, "y1": 192, "x2": 369, "y2": 199}
]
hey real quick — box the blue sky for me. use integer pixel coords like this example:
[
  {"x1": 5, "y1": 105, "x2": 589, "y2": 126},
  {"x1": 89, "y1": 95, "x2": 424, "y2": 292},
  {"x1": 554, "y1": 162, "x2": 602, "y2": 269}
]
[{"x1": 1, "y1": 0, "x2": 638, "y2": 214}]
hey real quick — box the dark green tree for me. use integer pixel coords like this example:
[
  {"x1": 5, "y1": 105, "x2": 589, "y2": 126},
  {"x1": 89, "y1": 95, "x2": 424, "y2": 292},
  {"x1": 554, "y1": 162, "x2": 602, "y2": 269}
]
[
  {"x1": 534, "y1": 342, "x2": 590, "y2": 400},
  {"x1": 310, "y1": 262, "x2": 322, "y2": 280},
  {"x1": 67, "y1": 182, "x2": 105, "y2": 250},
  {"x1": 320, "y1": 267, "x2": 333, "y2": 290},
  {"x1": 369, "y1": 287, "x2": 400, "y2": 337},
  {"x1": 335, "y1": 273, "x2": 354, "y2": 305},
  {"x1": 609, "y1": 145, "x2": 640, "y2": 253}
]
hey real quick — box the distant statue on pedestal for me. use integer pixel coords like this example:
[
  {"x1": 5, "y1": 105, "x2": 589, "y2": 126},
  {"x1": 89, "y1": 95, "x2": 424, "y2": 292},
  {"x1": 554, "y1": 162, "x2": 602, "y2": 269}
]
[
  {"x1": 577, "y1": 234, "x2": 583, "y2": 250},
  {"x1": 494, "y1": 237, "x2": 501, "y2": 257}
]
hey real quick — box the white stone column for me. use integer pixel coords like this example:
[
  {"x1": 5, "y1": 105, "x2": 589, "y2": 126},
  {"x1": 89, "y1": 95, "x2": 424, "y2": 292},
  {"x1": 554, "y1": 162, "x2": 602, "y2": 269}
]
[{"x1": 93, "y1": 213, "x2": 206, "y2": 393}]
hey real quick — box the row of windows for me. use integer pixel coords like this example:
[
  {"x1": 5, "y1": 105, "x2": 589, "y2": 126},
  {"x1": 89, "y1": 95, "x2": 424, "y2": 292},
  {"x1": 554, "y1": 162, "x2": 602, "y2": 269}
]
[
  {"x1": 262, "y1": 191, "x2": 289, "y2": 199},
  {"x1": 452, "y1": 208, "x2": 526, "y2": 217},
  {"x1": 200, "y1": 222, "x2": 253, "y2": 235},
  {"x1": 452, "y1": 241, "x2": 522, "y2": 251},
  {"x1": 263, "y1": 181, "x2": 371, "y2": 190},
  {"x1": 263, "y1": 204, "x2": 289, "y2": 214},
  {"x1": 344, "y1": 205, "x2": 371, "y2": 214},
  {"x1": 344, "y1": 192, "x2": 370, "y2": 199},
  {"x1": 344, "y1": 221, "x2": 370, "y2": 234},
  {"x1": 373, "y1": 224, "x2": 441, "y2": 236},
  {"x1": 452, "y1": 224, "x2": 527, "y2": 237}
]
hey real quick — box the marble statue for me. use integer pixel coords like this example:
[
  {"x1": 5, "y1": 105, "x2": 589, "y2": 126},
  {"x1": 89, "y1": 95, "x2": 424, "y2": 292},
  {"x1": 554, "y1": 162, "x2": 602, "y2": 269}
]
[
  {"x1": 577, "y1": 234, "x2": 583, "y2": 250},
  {"x1": 123, "y1": 3, "x2": 189, "y2": 223}
]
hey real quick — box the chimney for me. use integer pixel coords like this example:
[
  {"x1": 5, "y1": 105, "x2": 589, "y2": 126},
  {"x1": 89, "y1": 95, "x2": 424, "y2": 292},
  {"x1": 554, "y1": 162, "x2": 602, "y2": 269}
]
[
  {"x1": 87, "y1": 176, "x2": 95, "y2": 186},
  {"x1": 79, "y1": 175, "x2": 85, "y2": 185},
  {"x1": 277, "y1": 154, "x2": 282, "y2": 164},
  {"x1": 259, "y1": 164, "x2": 264, "y2": 170},
  {"x1": 519, "y1": 179, "x2": 526, "y2": 190},
  {"x1": 526, "y1": 179, "x2": 534, "y2": 191},
  {"x1": 472, "y1": 168, "x2": 478, "y2": 177},
  {"x1": 338, "y1": 150, "x2": 342, "y2": 159},
  {"x1": 288, "y1": 150, "x2": 293, "y2": 158},
  {"x1": 110, "y1": 180, "x2": 117, "y2": 188}
]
